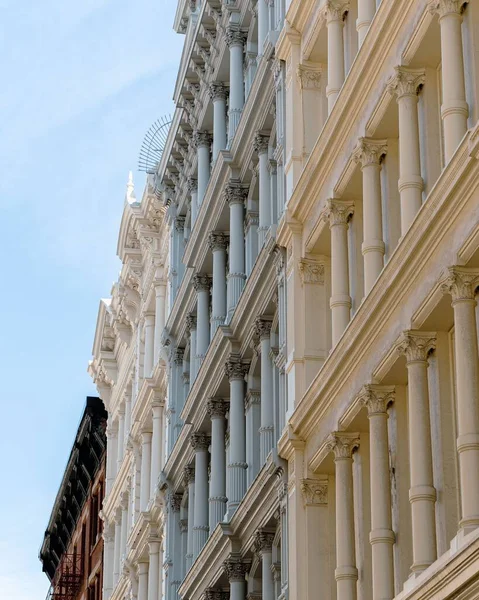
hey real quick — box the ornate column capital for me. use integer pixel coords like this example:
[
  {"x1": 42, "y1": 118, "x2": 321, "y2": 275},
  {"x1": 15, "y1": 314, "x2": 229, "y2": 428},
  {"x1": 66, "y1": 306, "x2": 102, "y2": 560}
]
[
  {"x1": 440, "y1": 266, "x2": 479, "y2": 303},
  {"x1": 254, "y1": 317, "x2": 273, "y2": 340},
  {"x1": 298, "y1": 258, "x2": 325, "y2": 284},
  {"x1": 327, "y1": 432, "x2": 360, "y2": 460},
  {"x1": 296, "y1": 64, "x2": 323, "y2": 89},
  {"x1": 321, "y1": 0, "x2": 350, "y2": 23},
  {"x1": 190, "y1": 431, "x2": 210, "y2": 451},
  {"x1": 254, "y1": 529, "x2": 275, "y2": 554},
  {"x1": 225, "y1": 356, "x2": 249, "y2": 381},
  {"x1": 168, "y1": 492, "x2": 182, "y2": 512},
  {"x1": 173, "y1": 347, "x2": 184, "y2": 365},
  {"x1": 323, "y1": 198, "x2": 354, "y2": 227},
  {"x1": 224, "y1": 558, "x2": 250, "y2": 581},
  {"x1": 175, "y1": 216, "x2": 185, "y2": 232},
  {"x1": 183, "y1": 465, "x2": 195, "y2": 486},
  {"x1": 301, "y1": 478, "x2": 328, "y2": 506},
  {"x1": 207, "y1": 398, "x2": 227, "y2": 419},
  {"x1": 193, "y1": 130, "x2": 212, "y2": 149},
  {"x1": 387, "y1": 66, "x2": 425, "y2": 100},
  {"x1": 353, "y1": 137, "x2": 388, "y2": 167},
  {"x1": 208, "y1": 231, "x2": 229, "y2": 252},
  {"x1": 224, "y1": 182, "x2": 249, "y2": 206},
  {"x1": 428, "y1": 0, "x2": 469, "y2": 18},
  {"x1": 358, "y1": 385, "x2": 395, "y2": 416},
  {"x1": 253, "y1": 132, "x2": 270, "y2": 155},
  {"x1": 204, "y1": 589, "x2": 227, "y2": 600},
  {"x1": 186, "y1": 312, "x2": 197, "y2": 331},
  {"x1": 209, "y1": 81, "x2": 227, "y2": 101},
  {"x1": 193, "y1": 273, "x2": 212, "y2": 292},
  {"x1": 225, "y1": 28, "x2": 246, "y2": 48},
  {"x1": 179, "y1": 519, "x2": 188, "y2": 533},
  {"x1": 187, "y1": 177, "x2": 198, "y2": 193},
  {"x1": 395, "y1": 330, "x2": 436, "y2": 364}
]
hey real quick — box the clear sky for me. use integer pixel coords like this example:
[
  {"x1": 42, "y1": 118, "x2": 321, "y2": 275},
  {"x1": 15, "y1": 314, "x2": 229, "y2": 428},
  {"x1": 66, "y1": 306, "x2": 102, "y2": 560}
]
[{"x1": 0, "y1": 1, "x2": 182, "y2": 597}]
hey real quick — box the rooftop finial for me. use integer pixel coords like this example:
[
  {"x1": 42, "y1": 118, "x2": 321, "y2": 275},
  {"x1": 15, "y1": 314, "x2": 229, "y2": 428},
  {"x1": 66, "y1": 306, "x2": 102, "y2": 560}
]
[{"x1": 126, "y1": 171, "x2": 136, "y2": 204}]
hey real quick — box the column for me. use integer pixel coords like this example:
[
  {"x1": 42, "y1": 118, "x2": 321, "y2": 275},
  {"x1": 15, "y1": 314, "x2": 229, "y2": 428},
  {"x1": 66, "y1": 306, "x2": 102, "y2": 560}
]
[
  {"x1": 154, "y1": 278, "x2": 167, "y2": 364},
  {"x1": 120, "y1": 492, "x2": 129, "y2": 561},
  {"x1": 429, "y1": 0, "x2": 469, "y2": 162},
  {"x1": 255, "y1": 530, "x2": 275, "y2": 600},
  {"x1": 117, "y1": 408, "x2": 125, "y2": 472},
  {"x1": 187, "y1": 178, "x2": 199, "y2": 229},
  {"x1": 140, "y1": 430, "x2": 152, "y2": 511},
  {"x1": 357, "y1": 0, "x2": 376, "y2": 46},
  {"x1": 225, "y1": 356, "x2": 249, "y2": 517},
  {"x1": 137, "y1": 562, "x2": 149, "y2": 600},
  {"x1": 258, "y1": 0, "x2": 269, "y2": 56},
  {"x1": 207, "y1": 399, "x2": 227, "y2": 530},
  {"x1": 353, "y1": 138, "x2": 387, "y2": 294},
  {"x1": 224, "y1": 558, "x2": 249, "y2": 600},
  {"x1": 144, "y1": 313, "x2": 155, "y2": 377},
  {"x1": 179, "y1": 518, "x2": 188, "y2": 580},
  {"x1": 441, "y1": 267, "x2": 479, "y2": 533},
  {"x1": 327, "y1": 432, "x2": 360, "y2": 600},
  {"x1": 256, "y1": 317, "x2": 274, "y2": 463},
  {"x1": 124, "y1": 391, "x2": 132, "y2": 450},
  {"x1": 323, "y1": 1, "x2": 350, "y2": 113},
  {"x1": 191, "y1": 432, "x2": 210, "y2": 558},
  {"x1": 168, "y1": 493, "x2": 182, "y2": 599},
  {"x1": 387, "y1": 66, "x2": 425, "y2": 235},
  {"x1": 396, "y1": 331, "x2": 437, "y2": 572},
  {"x1": 148, "y1": 536, "x2": 161, "y2": 600},
  {"x1": 102, "y1": 523, "x2": 114, "y2": 599},
  {"x1": 226, "y1": 28, "x2": 246, "y2": 143},
  {"x1": 194, "y1": 131, "x2": 211, "y2": 208},
  {"x1": 225, "y1": 183, "x2": 248, "y2": 321},
  {"x1": 360, "y1": 386, "x2": 395, "y2": 600},
  {"x1": 325, "y1": 199, "x2": 354, "y2": 345},
  {"x1": 254, "y1": 132, "x2": 272, "y2": 247},
  {"x1": 173, "y1": 347, "x2": 185, "y2": 442},
  {"x1": 184, "y1": 466, "x2": 195, "y2": 570},
  {"x1": 186, "y1": 313, "x2": 197, "y2": 384},
  {"x1": 113, "y1": 508, "x2": 122, "y2": 586},
  {"x1": 194, "y1": 274, "x2": 212, "y2": 368},
  {"x1": 209, "y1": 232, "x2": 228, "y2": 338},
  {"x1": 150, "y1": 402, "x2": 163, "y2": 496},
  {"x1": 209, "y1": 82, "x2": 227, "y2": 161}
]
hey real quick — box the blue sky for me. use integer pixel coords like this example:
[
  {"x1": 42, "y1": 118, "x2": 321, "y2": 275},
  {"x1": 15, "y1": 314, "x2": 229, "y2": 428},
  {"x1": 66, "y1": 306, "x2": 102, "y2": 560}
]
[{"x1": 0, "y1": 1, "x2": 182, "y2": 597}]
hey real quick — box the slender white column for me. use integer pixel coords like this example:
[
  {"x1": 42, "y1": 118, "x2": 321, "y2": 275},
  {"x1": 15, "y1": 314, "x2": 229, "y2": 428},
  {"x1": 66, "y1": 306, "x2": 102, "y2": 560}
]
[
  {"x1": 187, "y1": 178, "x2": 198, "y2": 229},
  {"x1": 256, "y1": 318, "x2": 274, "y2": 464},
  {"x1": 154, "y1": 278, "x2": 167, "y2": 365},
  {"x1": 325, "y1": 199, "x2": 354, "y2": 345},
  {"x1": 327, "y1": 432, "x2": 360, "y2": 600},
  {"x1": 148, "y1": 538, "x2": 161, "y2": 600},
  {"x1": 441, "y1": 267, "x2": 479, "y2": 533},
  {"x1": 226, "y1": 28, "x2": 246, "y2": 143},
  {"x1": 224, "y1": 559, "x2": 249, "y2": 600},
  {"x1": 194, "y1": 131, "x2": 211, "y2": 208},
  {"x1": 124, "y1": 391, "x2": 132, "y2": 450},
  {"x1": 113, "y1": 508, "x2": 122, "y2": 586},
  {"x1": 140, "y1": 430, "x2": 152, "y2": 511},
  {"x1": 396, "y1": 331, "x2": 437, "y2": 572},
  {"x1": 429, "y1": 0, "x2": 469, "y2": 162},
  {"x1": 194, "y1": 274, "x2": 212, "y2": 368},
  {"x1": 132, "y1": 443, "x2": 141, "y2": 523},
  {"x1": 353, "y1": 138, "x2": 387, "y2": 294},
  {"x1": 225, "y1": 183, "x2": 248, "y2": 321},
  {"x1": 106, "y1": 424, "x2": 118, "y2": 495},
  {"x1": 254, "y1": 132, "x2": 272, "y2": 247},
  {"x1": 186, "y1": 314, "x2": 197, "y2": 385},
  {"x1": 255, "y1": 531, "x2": 275, "y2": 600},
  {"x1": 173, "y1": 347, "x2": 185, "y2": 444},
  {"x1": 117, "y1": 407, "x2": 125, "y2": 472},
  {"x1": 387, "y1": 66, "x2": 425, "y2": 235},
  {"x1": 102, "y1": 522, "x2": 114, "y2": 599},
  {"x1": 207, "y1": 399, "x2": 227, "y2": 530},
  {"x1": 150, "y1": 402, "x2": 163, "y2": 496},
  {"x1": 258, "y1": 0, "x2": 269, "y2": 56},
  {"x1": 120, "y1": 492, "x2": 129, "y2": 561},
  {"x1": 179, "y1": 517, "x2": 188, "y2": 580},
  {"x1": 225, "y1": 357, "x2": 249, "y2": 517},
  {"x1": 360, "y1": 386, "x2": 395, "y2": 600},
  {"x1": 209, "y1": 83, "x2": 227, "y2": 161},
  {"x1": 169, "y1": 493, "x2": 182, "y2": 599},
  {"x1": 191, "y1": 432, "x2": 210, "y2": 558},
  {"x1": 137, "y1": 562, "x2": 149, "y2": 600},
  {"x1": 184, "y1": 466, "x2": 195, "y2": 571},
  {"x1": 144, "y1": 314, "x2": 155, "y2": 377},
  {"x1": 357, "y1": 0, "x2": 376, "y2": 46},
  {"x1": 323, "y1": 1, "x2": 349, "y2": 113},
  {"x1": 208, "y1": 232, "x2": 228, "y2": 338}
]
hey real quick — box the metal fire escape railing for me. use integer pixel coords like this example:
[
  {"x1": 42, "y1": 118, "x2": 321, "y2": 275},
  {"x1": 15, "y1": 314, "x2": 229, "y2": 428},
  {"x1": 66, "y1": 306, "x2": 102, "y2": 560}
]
[{"x1": 46, "y1": 554, "x2": 83, "y2": 600}]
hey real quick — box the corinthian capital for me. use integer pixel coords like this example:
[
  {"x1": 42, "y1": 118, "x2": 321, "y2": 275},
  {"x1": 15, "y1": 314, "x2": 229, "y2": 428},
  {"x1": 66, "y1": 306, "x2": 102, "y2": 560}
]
[
  {"x1": 183, "y1": 465, "x2": 195, "y2": 486},
  {"x1": 353, "y1": 137, "x2": 388, "y2": 167},
  {"x1": 323, "y1": 198, "x2": 354, "y2": 227},
  {"x1": 206, "y1": 398, "x2": 227, "y2": 419},
  {"x1": 253, "y1": 132, "x2": 270, "y2": 155},
  {"x1": 428, "y1": 0, "x2": 469, "y2": 17},
  {"x1": 209, "y1": 81, "x2": 227, "y2": 101},
  {"x1": 254, "y1": 317, "x2": 273, "y2": 340},
  {"x1": 387, "y1": 66, "x2": 425, "y2": 100},
  {"x1": 173, "y1": 347, "x2": 184, "y2": 365},
  {"x1": 193, "y1": 130, "x2": 212, "y2": 149},
  {"x1": 186, "y1": 312, "x2": 197, "y2": 331},
  {"x1": 193, "y1": 273, "x2": 212, "y2": 292},
  {"x1": 301, "y1": 478, "x2": 328, "y2": 505},
  {"x1": 225, "y1": 355, "x2": 249, "y2": 381},
  {"x1": 440, "y1": 266, "x2": 479, "y2": 303},
  {"x1": 187, "y1": 177, "x2": 198, "y2": 193},
  {"x1": 297, "y1": 64, "x2": 322, "y2": 89},
  {"x1": 208, "y1": 231, "x2": 229, "y2": 252},
  {"x1": 326, "y1": 432, "x2": 360, "y2": 459},
  {"x1": 254, "y1": 529, "x2": 275, "y2": 554},
  {"x1": 224, "y1": 182, "x2": 249, "y2": 206},
  {"x1": 190, "y1": 431, "x2": 210, "y2": 451},
  {"x1": 168, "y1": 493, "x2": 182, "y2": 512},
  {"x1": 321, "y1": 0, "x2": 350, "y2": 23},
  {"x1": 358, "y1": 385, "x2": 395, "y2": 416},
  {"x1": 395, "y1": 330, "x2": 436, "y2": 363},
  {"x1": 225, "y1": 27, "x2": 245, "y2": 48},
  {"x1": 223, "y1": 558, "x2": 249, "y2": 581}
]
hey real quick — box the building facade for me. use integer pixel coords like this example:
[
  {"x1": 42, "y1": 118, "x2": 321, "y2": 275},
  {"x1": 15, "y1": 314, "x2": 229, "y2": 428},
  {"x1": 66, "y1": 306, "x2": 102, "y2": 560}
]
[{"x1": 40, "y1": 396, "x2": 107, "y2": 600}]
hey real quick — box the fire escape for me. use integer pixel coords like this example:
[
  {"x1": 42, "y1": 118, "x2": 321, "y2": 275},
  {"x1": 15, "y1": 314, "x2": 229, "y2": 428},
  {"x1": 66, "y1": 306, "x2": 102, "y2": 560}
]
[{"x1": 46, "y1": 554, "x2": 82, "y2": 600}]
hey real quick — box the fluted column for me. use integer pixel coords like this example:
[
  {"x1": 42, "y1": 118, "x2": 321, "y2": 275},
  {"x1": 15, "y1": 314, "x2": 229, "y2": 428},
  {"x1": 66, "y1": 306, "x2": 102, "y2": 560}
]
[
  {"x1": 191, "y1": 433, "x2": 210, "y2": 559},
  {"x1": 429, "y1": 0, "x2": 469, "y2": 162},
  {"x1": 257, "y1": 0, "x2": 269, "y2": 56},
  {"x1": 396, "y1": 331, "x2": 437, "y2": 572},
  {"x1": 188, "y1": 177, "x2": 199, "y2": 229},
  {"x1": 154, "y1": 278, "x2": 167, "y2": 364},
  {"x1": 186, "y1": 313, "x2": 197, "y2": 383},
  {"x1": 357, "y1": 0, "x2": 376, "y2": 46},
  {"x1": 255, "y1": 531, "x2": 275, "y2": 600},
  {"x1": 353, "y1": 138, "x2": 387, "y2": 294},
  {"x1": 137, "y1": 562, "x2": 149, "y2": 600},
  {"x1": 441, "y1": 267, "x2": 479, "y2": 533},
  {"x1": 256, "y1": 317, "x2": 274, "y2": 463},
  {"x1": 387, "y1": 67, "x2": 425, "y2": 235},
  {"x1": 184, "y1": 466, "x2": 195, "y2": 571},
  {"x1": 207, "y1": 399, "x2": 227, "y2": 530},
  {"x1": 120, "y1": 492, "x2": 129, "y2": 560},
  {"x1": 360, "y1": 386, "x2": 395, "y2": 600},
  {"x1": 225, "y1": 183, "x2": 248, "y2": 321},
  {"x1": 144, "y1": 313, "x2": 155, "y2": 377},
  {"x1": 224, "y1": 558, "x2": 249, "y2": 600},
  {"x1": 194, "y1": 274, "x2": 212, "y2": 368},
  {"x1": 209, "y1": 232, "x2": 228, "y2": 338},
  {"x1": 140, "y1": 430, "x2": 152, "y2": 511},
  {"x1": 148, "y1": 537, "x2": 161, "y2": 600},
  {"x1": 327, "y1": 433, "x2": 360, "y2": 600},
  {"x1": 194, "y1": 131, "x2": 212, "y2": 208},
  {"x1": 226, "y1": 28, "x2": 246, "y2": 143},
  {"x1": 113, "y1": 508, "x2": 122, "y2": 586},
  {"x1": 324, "y1": 199, "x2": 354, "y2": 345},
  {"x1": 323, "y1": 1, "x2": 350, "y2": 113},
  {"x1": 254, "y1": 132, "x2": 272, "y2": 248},
  {"x1": 209, "y1": 82, "x2": 228, "y2": 161},
  {"x1": 117, "y1": 405, "x2": 125, "y2": 471},
  {"x1": 225, "y1": 356, "x2": 249, "y2": 517},
  {"x1": 150, "y1": 402, "x2": 163, "y2": 495},
  {"x1": 173, "y1": 348, "x2": 185, "y2": 443}
]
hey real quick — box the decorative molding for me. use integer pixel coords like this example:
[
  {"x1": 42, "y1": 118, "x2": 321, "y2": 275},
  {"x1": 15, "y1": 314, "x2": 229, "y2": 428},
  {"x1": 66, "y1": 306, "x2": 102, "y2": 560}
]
[
  {"x1": 323, "y1": 198, "x2": 354, "y2": 226},
  {"x1": 297, "y1": 64, "x2": 322, "y2": 89},
  {"x1": 326, "y1": 432, "x2": 360, "y2": 459},
  {"x1": 352, "y1": 137, "x2": 388, "y2": 167},
  {"x1": 358, "y1": 385, "x2": 395, "y2": 416},
  {"x1": 439, "y1": 266, "x2": 479, "y2": 302},
  {"x1": 301, "y1": 478, "x2": 328, "y2": 505},
  {"x1": 387, "y1": 66, "x2": 425, "y2": 99},
  {"x1": 298, "y1": 258, "x2": 325, "y2": 284},
  {"x1": 395, "y1": 330, "x2": 436, "y2": 363}
]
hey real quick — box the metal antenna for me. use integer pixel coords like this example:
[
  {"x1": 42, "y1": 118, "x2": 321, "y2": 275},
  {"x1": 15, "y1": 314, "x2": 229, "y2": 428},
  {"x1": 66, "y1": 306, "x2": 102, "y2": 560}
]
[{"x1": 138, "y1": 115, "x2": 172, "y2": 174}]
